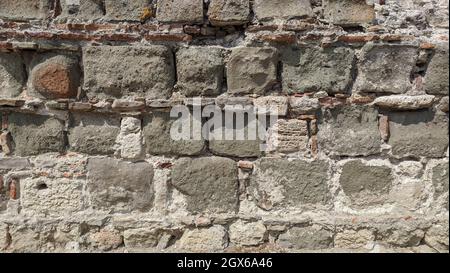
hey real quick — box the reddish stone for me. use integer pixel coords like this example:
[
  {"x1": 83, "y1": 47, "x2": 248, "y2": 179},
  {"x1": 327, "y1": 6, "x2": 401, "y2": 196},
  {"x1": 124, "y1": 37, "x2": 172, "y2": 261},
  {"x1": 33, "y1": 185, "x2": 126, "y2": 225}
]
[{"x1": 378, "y1": 115, "x2": 390, "y2": 142}]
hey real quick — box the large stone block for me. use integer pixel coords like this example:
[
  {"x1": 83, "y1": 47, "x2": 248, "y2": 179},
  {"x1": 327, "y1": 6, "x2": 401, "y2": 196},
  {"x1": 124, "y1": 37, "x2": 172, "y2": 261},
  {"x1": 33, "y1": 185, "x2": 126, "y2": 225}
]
[
  {"x1": 143, "y1": 112, "x2": 205, "y2": 156},
  {"x1": 176, "y1": 226, "x2": 228, "y2": 252},
  {"x1": 156, "y1": 0, "x2": 203, "y2": 24},
  {"x1": 68, "y1": 113, "x2": 120, "y2": 155},
  {"x1": 227, "y1": 47, "x2": 278, "y2": 95},
  {"x1": 250, "y1": 158, "x2": 330, "y2": 210},
  {"x1": 105, "y1": 0, "x2": 152, "y2": 21},
  {"x1": 87, "y1": 158, "x2": 154, "y2": 212},
  {"x1": 60, "y1": 0, "x2": 105, "y2": 20},
  {"x1": 176, "y1": 47, "x2": 224, "y2": 97},
  {"x1": 318, "y1": 105, "x2": 381, "y2": 156},
  {"x1": 0, "y1": 0, "x2": 51, "y2": 21},
  {"x1": 171, "y1": 157, "x2": 239, "y2": 214},
  {"x1": 208, "y1": 0, "x2": 250, "y2": 26},
  {"x1": 282, "y1": 46, "x2": 355, "y2": 94},
  {"x1": 29, "y1": 54, "x2": 80, "y2": 99},
  {"x1": 229, "y1": 220, "x2": 267, "y2": 247},
  {"x1": 83, "y1": 46, "x2": 175, "y2": 99},
  {"x1": 278, "y1": 226, "x2": 333, "y2": 250},
  {"x1": 388, "y1": 111, "x2": 448, "y2": 158},
  {"x1": 425, "y1": 43, "x2": 449, "y2": 95},
  {"x1": 21, "y1": 177, "x2": 84, "y2": 216},
  {"x1": 8, "y1": 113, "x2": 65, "y2": 156},
  {"x1": 0, "y1": 53, "x2": 26, "y2": 98},
  {"x1": 354, "y1": 44, "x2": 418, "y2": 94},
  {"x1": 254, "y1": 0, "x2": 313, "y2": 21},
  {"x1": 323, "y1": 0, "x2": 375, "y2": 26},
  {"x1": 339, "y1": 160, "x2": 393, "y2": 208}
]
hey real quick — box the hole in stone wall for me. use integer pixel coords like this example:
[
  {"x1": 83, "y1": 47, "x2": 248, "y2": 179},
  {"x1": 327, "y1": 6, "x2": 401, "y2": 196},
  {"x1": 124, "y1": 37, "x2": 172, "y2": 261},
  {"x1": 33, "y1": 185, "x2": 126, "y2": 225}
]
[{"x1": 37, "y1": 182, "x2": 48, "y2": 190}]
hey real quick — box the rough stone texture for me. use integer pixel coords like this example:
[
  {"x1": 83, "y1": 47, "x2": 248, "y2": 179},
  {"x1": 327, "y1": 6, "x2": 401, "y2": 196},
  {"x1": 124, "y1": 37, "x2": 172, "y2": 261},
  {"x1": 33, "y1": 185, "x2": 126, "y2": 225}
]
[
  {"x1": 373, "y1": 95, "x2": 435, "y2": 110},
  {"x1": 266, "y1": 119, "x2": 309, "y2": 153},
  {"x1": 208, "y1": 0, "x2": 250, "y2": 26},
  {"x1": 282, "y1": 46, "x2": 355, "y2": 94},
  {"x1": 171, "y1": 157, "x2": 238, "y2": 214},
  {"x1": 318, "y1": 105, "x2": 381, "y2": 157},
  {"x1": 143, "y1": 112, "x2": 205, "y2": 156},
  {"x1": 157, "y1": 0, "x2": 203, "y2": 24},
  {"x1": 7, "y1": 113, "x2": 65, "y2": 156},
  {"x1": 254, "y1": 96, "x2": 288, "y2": 116},
  {"x1": 278, "y1": 226, "x2": 333, "y2": 250},
  {"x1": 59, "y1": 0, "x2": 105, "y2": 21},
  {"x1": 0, "y1": 0, "x2": 51, "y2": 21},
  {"x1": 83, "y1": 46, "x2": 175, "y2": 99},
  {"x1": 227, "y1": 47, "x2": 278, "y2": 95},
  {"x1": 29, "y1": 54, "x2": 80, "y2": 99},
  {"x1": 176, "y1": 47, "x2": 224, "y2": 97},
  {"x1": 21, "y1": 177, "x2": 84, "y2": 216},
  {"x1": 334, "y1": 229, "x2": 375, "y2": 249},
  {"x1": 432, "y1": 162, "x2": 449, "y2": 210},
  {"x1": 229, "y1": 220, "x2": 267, "y2": 246},
  {"x1": 425, "y1": 43, "x2": 449, "y2": 96},
  {"x1": 254, "y1": 0, "x2": 313, "y2": 21},
  {"x1": 250, "y1": 158, "x2": 329, "y2": 210},
  {"x1": 123, "y1": 228, "x2": 161, "y2": 249},
  {"x1": 425, "y1": 223, "x2": 449, "y2": 252},
  {"x1": 176, "y1": 226, "x2": 228, "y2": 252},
  {"x1": 0, "y1": 53, "x2": 26, "y2": 98},
  {"x1": 115, "y1": 117, "x2": 144, "y2": 160},
  {"x1": 105, "y1": 0, "x2": 152, "y2": 21},
  {"x1": 289, "y1": 96, "x2": 320, "y2": 115},
  {"x1": 68, "y1": 113, "x2": 120, "y2": 155},
  {"x1": 323, "y1": 0, "x2": 375, "y2": 26},
  {"x1": 87, "y1": 158, "x2": 154, "y2": 213},
  {"x1": 388, "y1": 111, "x2": 448, "y2": 158},
  {"x1": 339, "y1": 160, "x2": 393, "y2": 208},
  {"x1": 354, "y1": 44, "x2": 418, "y2": 95}
]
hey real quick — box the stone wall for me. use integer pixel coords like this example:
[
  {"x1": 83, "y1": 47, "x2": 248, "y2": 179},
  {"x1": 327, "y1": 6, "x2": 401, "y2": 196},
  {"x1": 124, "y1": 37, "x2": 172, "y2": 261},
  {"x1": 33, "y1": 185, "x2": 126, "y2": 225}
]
[{"x1": 0, "y1": 0, "x2": 448, "y2": 253}]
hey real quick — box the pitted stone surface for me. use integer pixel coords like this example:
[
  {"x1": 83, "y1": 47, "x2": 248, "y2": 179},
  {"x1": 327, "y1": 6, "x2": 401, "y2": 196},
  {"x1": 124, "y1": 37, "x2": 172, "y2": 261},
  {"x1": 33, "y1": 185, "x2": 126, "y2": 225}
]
[
  {"x1": 105, "y1": 0, "x2": 152, "y2": 21},
  {"x1": 425, "y1": 43, "x2": 449, "y2": 96},
  {"x1": 0, "y1": 53, "x2": 26, "y2": 98},
  {"x1": 254, "y1": 0, "x2": 313, "y2": 21},
  {"x1": 60, "y1": 0, "x2": 105, "y2": 20},
  {"x1": 323, "y1": 0, "x2": 375, "y2": 26},
  {"x1": 171, "y1": 157, "x2": 239, "y2": 214},
  {"x1": 157, "y1": 0, "x2": 204, "y2": 24},
  {"x1": 208, "y1": 0, "x2": 250, "y2": 26},
  {"x1": 0, "y1": 0, "x2": 51, "y2": 21},
  {"x1": 87, "y1": 158, "x2": 154, "y2": 213},
  {"x1": 83, "y1": 46, "x2": 175, "y2": 99}
]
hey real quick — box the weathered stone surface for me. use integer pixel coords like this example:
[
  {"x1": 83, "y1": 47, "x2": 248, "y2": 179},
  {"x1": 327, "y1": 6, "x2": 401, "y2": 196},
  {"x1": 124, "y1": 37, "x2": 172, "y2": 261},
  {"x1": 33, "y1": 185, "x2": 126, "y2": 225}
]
[
  {"x1": 115, "y1": 117, "x2": 144, "y2": 160},
  {"x1": 424, "y1": 223, "x2": 449, "y2": 252},
  {"x1": 123, "y1": 228, "x2": 161, "y2": 249},
  {"x1": 88, "y1": 229, "x2": 123, "y2": 251},
  {"x1": 388, "y1": 111, "x2": 448, "y2": 158},
  {"x1": 323, "y1": 0, "x2": 375, "y2": 26},
  {"x1": 334, "y1": 229, "x2": 375, "y2": 249},
  {"x1": 227, "y1": 47, "x2": 278, "y2": 95},
  {"x1": 60, "y1": 0, "x2": 105, "y2": 20},
  {"x1": 0, "y1": 53, "x2": 25, "y2": 98},
  {"x1": 68, "y1": 113, "x2": 120, "y2": 155},
  {"x1": 21, "y1": 177, "x2": 84, "y2": 216},
  {"x1": 254, "y1": 0, "x2": 313, "y2": 21},
  {"x1": 282, "y1": 46, "x2": 355, "y2": 94},
  {"x1": 425, "y1": 43, "x2": 449, "y2": 95},
  {"x1": 83, "y1": 46, "x2": 175, "y2": 99},
  {"x1": 254, "y1": 96, "x2": 288, "y2": 116},
  {"x1": 0, "y1": 0, "x2": 51, "y2": 21},
  {"x1": 143, "y1": 112, "x2": 205, "y2": 156},
  {"x1": 105, "y1": 0, "x2": 152, "y2": 21},
  {"x1": 208, "y1": 0, "x2": 250, "y2": 26},
  {"x1": 437, "y1": 97, "x2": 449, "y2": 113},
  {"x1": 318, "y1": 105, "x2": 381, "y2": 156},
  {"x1": 432, "y1": 162, "x2": 449, "y2": 197},
  {"x1": 87, "y1": 158, "x2": 154, "y2": 212},
  {"x1": 354, "y1": 44, "x2": 418, "y2": 94},
  {"x1": 339, "y1": 160, "x2": 393, "y2": 207},
  {"x1": 171, "y1": 157, "x2": 238, "y2": 213},
  {"x1": 0, "y1": 158, "x2": 31, "y2": 170},
  {"x1": 0, "y1": 223, "x2": 8, "y2": 249},
  {"x1": 250, "y1": 158, "x2": 329, "y2": 210},
  {"x1": 8, "y1": 113, "x2": 65, "y2": 156},
  {"x1": 266, "y1": 119, "x2": 309, "y2": 153},
  {"x1": 289, "y1": 96, "x2": 320, "y2": 115},
  {"x1": 229, "y1": 220, "x2": 266, "y2": 246},
  {"x1": 278, "y1": 226, "x2": 333, "y2": 249},
  {"x1": 29, "y1": 54, "x2": 80, "y2": 99},
  {"x1": 156, "y1": 0, "x2": 203, "y2": 24},
  {"x1": 373, "y1": 95, "x2": 435, "y2": 110},
  {"x1": 176, "y1": 226, "x2": 228, "y2": 252},
  {"x1": 176, "y1": 47, "x2": 224, "y2": 97}
]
